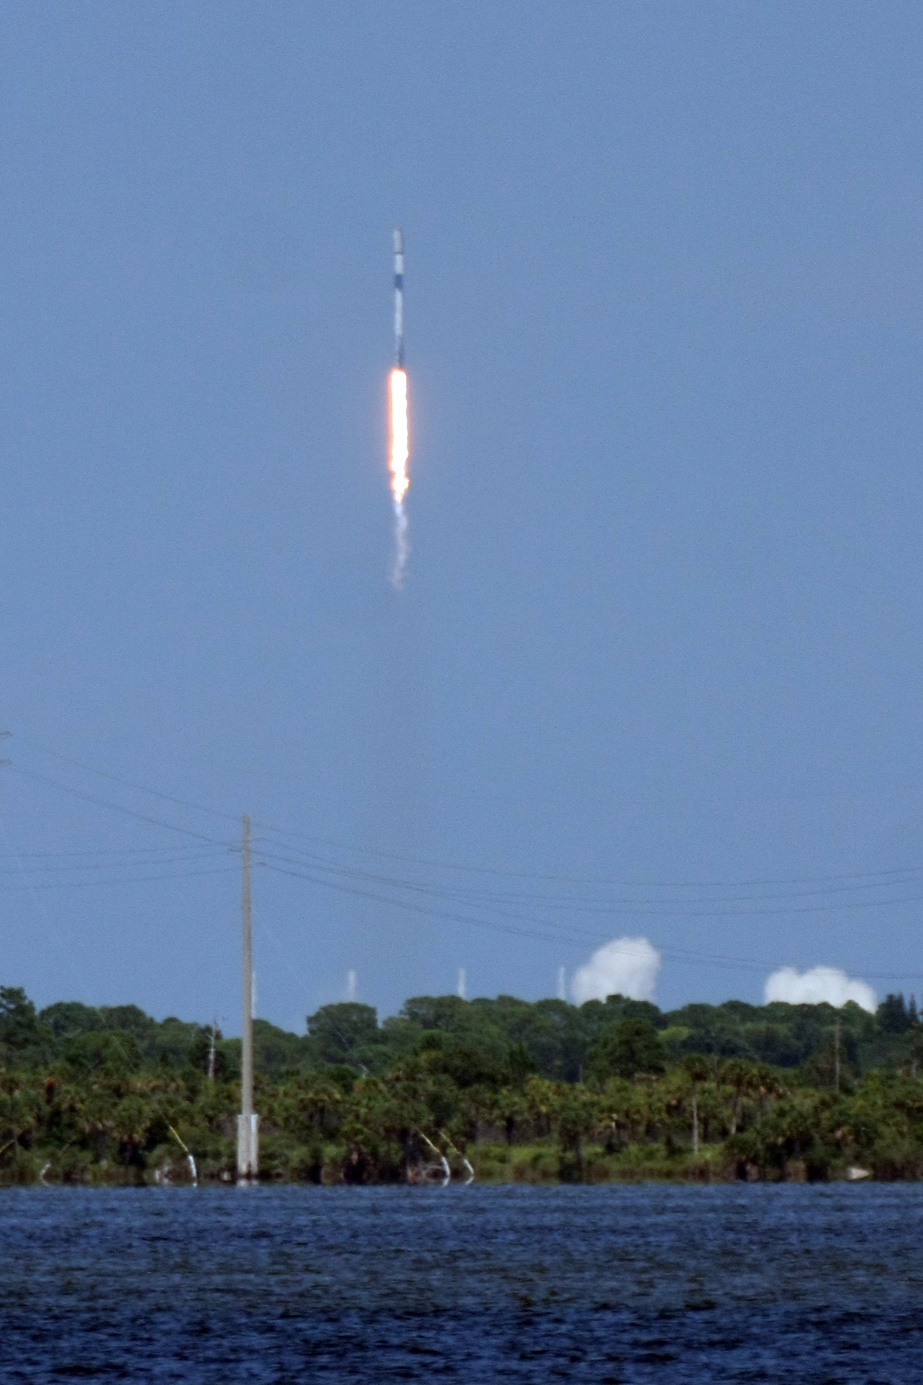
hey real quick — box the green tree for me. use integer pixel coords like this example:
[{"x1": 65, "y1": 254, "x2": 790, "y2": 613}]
[
  {"x1": 0, "y1": 987, "x2": 44, "y2": 1054},
  {"x1": 252, "y1": 1019, "x2": 311, "y2": 1077},
  {"x1": 307, "y1": 1003, "x2": 379, "y2": 1066},
  {"x1": 400, "y1": 995, "x2": 470, "y2": 1033},
  {"x1": 62, "y1": 1030, "x2": 141, "y2": 1076},
  {"x1": 588, "y1": 1018, "x2": 666, "y2": 1081},
  {"x1": 40, "y1": 1001, "x2": 104, "y2": 1040},
  {"x1": 878, "y1": 993, "x2": 913, "y2": 1035},
  {"x1": 97, "y1": 1005, "x2": 158, "y2": 1049}
]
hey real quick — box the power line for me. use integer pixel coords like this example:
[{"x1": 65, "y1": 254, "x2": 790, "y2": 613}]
[
  {"x1": 256, "y1": 846, "x2": 923, "y2": 920},
  {"x1": 258, "y1": 857, "x2": 923, "y2": 983},
  {"x1": 0, "y1": 865, "x2": 240, "y2": 891},
  {"x1": 254, "y1": 823, "x2": 923, "y2": 892},
  {"x1": 0, "y1": 850, "x2": 230, "y2": 876},
  {"x1": 0, "y1": 844, "x2": 221, "y2": 860},
  {"x1": 5, "y1": 745, "x2": 921, "y2": 986},
  {"x1": 30, "y1": 743, "x2": 243, "y2": 825},
  {"x1": 8, "y1": 765, "x2": 233, "y2": 846},
  {"x1": 441, "y1": 874, "x2": 923, "y2": 907},
  {"x1": 20, "y1": 738, "x2": 923, "y2": 894},
  {"x1": 14, "y1": 749, "x2": 923, "y2": 928}
]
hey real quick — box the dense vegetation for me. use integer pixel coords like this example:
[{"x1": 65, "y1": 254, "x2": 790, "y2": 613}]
[{"x1": 3, "y1": 984, "x2": 923, "y2": 1185}]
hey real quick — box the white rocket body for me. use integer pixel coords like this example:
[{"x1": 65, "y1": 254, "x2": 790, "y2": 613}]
[{"x1": 393, "y1": 228, "x2": 405, "y2": 367}]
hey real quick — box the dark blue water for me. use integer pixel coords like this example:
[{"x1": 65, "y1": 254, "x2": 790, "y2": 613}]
[{"x1": 1, "y1": 1184, "x2": 921, "y2": 1382}]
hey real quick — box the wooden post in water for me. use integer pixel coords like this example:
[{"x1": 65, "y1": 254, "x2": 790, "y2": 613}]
[{"x1": 236, "y1": 814, "x2": 259, "y2": 1180}]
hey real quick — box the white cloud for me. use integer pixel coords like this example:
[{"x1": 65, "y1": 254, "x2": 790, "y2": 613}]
[
  {"x1": 763, "y1": 965, "x2": 876, "y2": 1013},
  {"x1": 571, "y1": 937, "x2": 661, "y2": 1005}
]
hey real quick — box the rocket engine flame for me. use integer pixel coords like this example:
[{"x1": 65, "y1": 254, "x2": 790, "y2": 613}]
[
  {"x1": 389, "y1": 366, "x2": 410, "y2": 587},
  {"x1": 389, "y1": 368, "x2": 410, "y2": 504}
]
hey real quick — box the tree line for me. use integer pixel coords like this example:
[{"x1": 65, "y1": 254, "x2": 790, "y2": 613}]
[{"x1": 2, "y1": 984, "x2": 923, "y2": 1184}]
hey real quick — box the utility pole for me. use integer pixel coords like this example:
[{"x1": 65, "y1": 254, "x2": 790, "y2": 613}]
[
  {"x1": 236, "y1": 815, "x2": 258, "y2": 1181},
  {"x1": 834, "y1": 1015, "x2": 841, "y2": 1094}
]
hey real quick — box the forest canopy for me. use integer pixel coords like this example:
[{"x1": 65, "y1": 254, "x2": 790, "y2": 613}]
[{"x1": 2, "y1": 984, "x2": 922, "y2": 1186}]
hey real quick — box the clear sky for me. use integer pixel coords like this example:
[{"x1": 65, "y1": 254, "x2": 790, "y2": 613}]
[{"x1": 1, "y1": 3, "x2": 922, "y2": 1030}]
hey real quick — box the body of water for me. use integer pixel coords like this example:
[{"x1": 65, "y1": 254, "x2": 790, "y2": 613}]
[{"x1": 1, "y1": 1184, "x2": 920, "y2": 1382}]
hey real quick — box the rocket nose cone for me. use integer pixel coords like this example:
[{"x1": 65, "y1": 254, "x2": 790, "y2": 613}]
[{"x1": 393, "y1": 228, "x2": 404, "y2": 254}]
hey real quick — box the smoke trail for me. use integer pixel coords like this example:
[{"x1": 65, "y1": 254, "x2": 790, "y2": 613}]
[
  {"x1": 391, "y1": 500, "x2": 409, "y2": 589},
  {"x1": 389, "y1": 366, "x2": 410, "y2": 588},
  {"x1": 571, "y1": 937, "x2": 661, "y2": 1003},
  {"x1": 764, "y1": 965, "x2": 876, "y2": 1012}
]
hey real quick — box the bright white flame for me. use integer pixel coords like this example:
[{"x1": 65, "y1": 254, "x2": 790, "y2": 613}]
[
  {"x1": 764, "y1": 965, "x2": 876, "y2": 1013},
  {"x1": 388, "y1": 367, "x2": 410, "y2": 587},
  {"x1": 389, "y1": 368, "x2": 410, "y2": 503}
]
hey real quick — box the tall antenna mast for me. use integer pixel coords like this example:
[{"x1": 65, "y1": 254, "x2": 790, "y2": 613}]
[{"x1": 237, "y1": 814, "x2": 259, "y2": 1180}]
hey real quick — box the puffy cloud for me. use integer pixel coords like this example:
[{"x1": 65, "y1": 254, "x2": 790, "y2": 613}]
[
  {"x1": 763, "y1": 965, "x2": 876, "y2": 1014},
  {"x1": 571, "y1": 937, "x2": 661, "y2": 1005}
]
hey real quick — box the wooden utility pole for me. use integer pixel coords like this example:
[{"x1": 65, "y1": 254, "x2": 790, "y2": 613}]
[
  {"x1": 236, "y1": 814, "x2": 258, "y2": 1180},
  {"x1": 833, "y1": 1015, "x2": 841, "y2": 1094}
]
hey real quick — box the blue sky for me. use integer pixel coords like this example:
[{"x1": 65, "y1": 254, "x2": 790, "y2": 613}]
[{"x1": 1, "y1": 3, "x2": 922, "y2": 1029}]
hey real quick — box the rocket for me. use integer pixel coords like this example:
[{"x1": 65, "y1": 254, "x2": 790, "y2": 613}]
[
  {"x1": 393, "y1": 227, "x2": 405, "y2": 367},
  {"x1": 387, "y1": 228, "x2": 410, "y2": 586}
]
